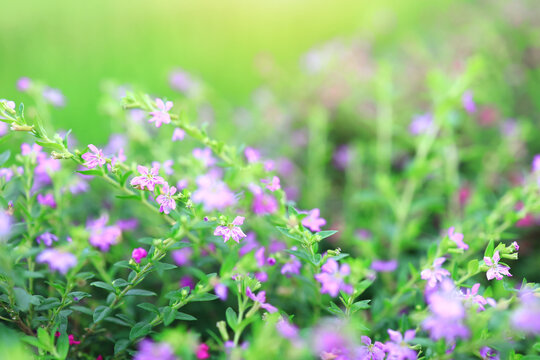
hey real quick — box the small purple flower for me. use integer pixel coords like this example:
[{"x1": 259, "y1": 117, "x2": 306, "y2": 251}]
[
  {"x1": 87, "y1": 214, "x2": 121, "y2": 252},
  {"x1": 462, "y1": 90, "x2": 476, "y2": 114},
  {"x1": 385, "y1": 329, "x2": 418, "y2": 360},
  {"x1": 36, "y1": 232, "x2": 58, "y2": 247},
  {"x1": 448, "y1": 226, "x2": 468, "y2": 250},
  {"x1": 409, "y1": 113, "x2": 433, "y2": 135},
  {"x1": 239, "y1": 232, "x2": 259, "y2": 256},
  {"x1": 302, "y1": 208, "x2": 326, "y2": 232},
  {"x1": 533, "y1": 155, "x2": 540, "y2": 173},
  {"x1": 42, "y1": 87, "x2": 65, "y2": 107},
  {"x1": 512, "y1": 288, "x2": 540, "y2": 334},
  {"x1": 0, "y1": 122, "x2": 8, "y2": 137},
  {"x1": 215, "y1": 283, "x2": 228, "y2": 301},
  {"x1": 281, "y1": 256, "x2": 302, "y2": 277},
  {"x1": 134, "y1": 339, "x2": 177, "y2": 360},
  {"x1": 246, "y1": 286, "x2": 277, "y2": 313},
  {"x1": 172, "y1": 128, "x2": 185, "y2": 141},
  {"x1": 314, "y1": 259, "x2": 353, "y2": 297},
  {"x1": 81, "y1": 144, "x2": 106, "y2": 169},
  {"x1": 276, "y1": 319, "x2": 299, "y2": 339},
  {"x1": 462, "y1": 283, "x2": 489, "y2": 311},
  {"x1": 333, "y1": 145, "x2": 350, "y2": 170},
  {"x1": 484, "y1": 251, "x2": 512, "y2": 280},
  {"x1": 37, "y1": 193, "x2": 56, "y2": 208},
  {"x1": 148, "y1": 98, "x2": 173, "y2": 128},
  {"x1": 172, "y1": 247, "x2": 192, "y2": 266},
  {"x1": 156, "y1": 184, "x2": 177, "y2": 214},
  {"x1": 0, "y1": 211, "x2": 12, "y2": 241},
  {"x1": 17, "y1": 77, "x2": 32, "y2": 92},
  {"x1": 479, "y1": 347, "x2": 500, "y2": 360},
  {"x1": 192, "y1": 173, "x2": 236, "y2": 211},
  {"x1": 358, "y1": 336, "x2": 385, "y2": 360},
  {"x1": 244, "y1": 147, "x2": 260, "y2": 164},
  {"x1": 130, "y1": 165, "x2": 166, "y2": 192},
  {"x1": 250, "y1": 185, "x2": 278, "y2": 215},
  {"x1": 116, "y1": 218, "x2": 138, "y2": 231},
  {"x1": 132, "y1": 248, "x2": 148, "y2": 263},
  {"x1": 169, "y1": 69, "x2": 195, "y2": 93},
  {"x1": 180, "y1": 275, "x2": 195, "y2": 290},
  {"x1": 37, "y1": 249, "x2": 77, "y2": 274},
  {"x1": 214, "y1": 216, "x2": 247, "y2": 243},
  {"x1": 371, "y1": 259, "x2": 398, "y2": 273},
  {"x1": 421, "y1": 257, "x2": 450, "y2": 288},
  {"x1": 193, "y1": 148, "x2": 216, "y2": 167},
  {"x1": 512, "y1": 241, "x2": 519, "y2": 252},
  {"x1": 261, "y1": 176, "x2": 280, "y2": 192}
]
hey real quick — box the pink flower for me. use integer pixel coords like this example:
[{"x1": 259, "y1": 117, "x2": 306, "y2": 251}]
[
  {"x1": 462, "y1": 90, "x2": 476, "y2": 114},
  {"x1": 484, "y1": 251, "x2": 512, "y2": 281},
  {"x1": 302, "y1": 208, "x2": 326, "y2": 232},
  {"x1": 214, "y1": 216, "x2": 247, "y2": 243},
  {"x1": 81, "y1": 144, "x2": 106, "y2": 169},
  {"x1": 172, "y1": 128, "x2": 185, "y2": 141},
  {"x1": 196, "y1": 343, "x2": 210, "y2": 359},
  {"x1": 132, "y1": 248, "x2": 148, "y2": 263},
  {"x1": 448, "y1": 227, "x2": 468, "y2": 250},
  {"x1": 246, "y1": 287, "x2": 277, "y2": 313},
  {"x1": 314, "y1": 259, "x2": 353, "y2": 297},
  {"x1": 156, "y1": 184, "x2": 177, "y2": 214},
  {"x1": 37, "y1": 193, "x2": 57, "y2": 208},
  {"x1": 131, "y1": 165, "x2": 165, "y2": 192},
  {"x1": 261, "y1": 176, "x2": 280, "y2": 192},
  {"x1": 37, "y1": 249, "x2": 77, "y2": 274},
  {"x1": 148, "y1": 98, "x2": 173, "y2": 128},
  {"x1": 87, "y1": 214, "x2": 121, "y2": 252},
  {"x1": 17, "y1": 77, "x2": 32, "y2": 92},
  {"x1": 244, "y1": 147, "x2": 260, "y2": 163},
  {"x1": 421, "y1": 257, "x2": 450, "y2": 288},
  {"x1": 43, "y1": 87, "x2": 65, "y2": 107},
  {"x1": 193, "y1": 148, "x2": 216, "y2": 167}
]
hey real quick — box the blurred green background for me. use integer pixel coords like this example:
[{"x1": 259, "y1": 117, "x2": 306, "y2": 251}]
[{"x1": 0, "y1": 0, "x2": 454, "y2": 143}]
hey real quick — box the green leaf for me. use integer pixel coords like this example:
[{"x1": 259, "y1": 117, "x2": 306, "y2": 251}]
[
  {"x1": 226, "y1": 307, "x2": 237, "y2": 331},
  {"x1": 276, "y1": 226, "x2": 302, "y2": 241},
  {"x1": 37, "y1": 327, "x2": 52, "y2": 352},
  {"x1": 14, "y1": 287, "x2": 40, "y2": 312},
  {"x1": 484, "y1": 240, "x2": 495, "y2": 258},
  {"x1": 0, "y1": 150, "x2": 11, "y2": 166},
  {"x1": 112, "y1": 279, "x2": 130, "y2": 288},
  {"x1": 68, "y1": 291, "x2": 91, "y2": 301},
  {"x1": 70, "y1": 305, "x2": 93, "y2": 316},
  {"x1": 161, "y1": 306, "x2": 176, "y2": 326},
  {"x1": 57, "y1": 332, "x2": 69, "y2": 359},
  {"x1": 93, "y1": 306, "x2": 112, "y2": 324},
  {"x1": 176, "y1": 312, "x2": 196, "y2": 321},
  {"x1": 316, "y1": 230, "x2": 338, "y2": 239},
  {"x1": 114, "y1": 339, "x2": 130, "y2": 355},
  {"x1": 125, "y1": 289, "x2": 156, "y2": 297},
  {"x1": 76, "y1": 169, "x2": 103, "y2": 176},
  {"x1": 90, "y1": 281, "x2": 115, "y2": 292},
  {"x1": 191, "y1": 293, "x2": 219, "y2": 302},
  {"x1": 129, "y1": 322, "x2": 152, "y2": 341},
  {"x1": 21, "y1": 336, "x2": 45, "y2": 350},
  {"x1": 284, "y1": 249, "x2": 315, "y2": 265},
  {"x1": 153, "y1": 262, "x2": 177, "y2": 272},
  {"x1": 220, "y1": 251, "x2": 238, "y2": 277},
  {"x1": 350, "y1": 300, "x2": 371, "y2": 314},
  {"x1": 137, "y1": 302, "x2": 160, "y2": 315},
  {"x1": 467, "y1": 259, "x2": 479, "y2": 275},
  {"x1": 326, "y1": 301, "x2": 344, "y2": 316}
]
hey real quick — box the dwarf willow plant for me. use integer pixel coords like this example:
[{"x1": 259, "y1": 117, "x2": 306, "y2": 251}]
[{"x1": 1, "y1": 53, "x2": 540, "y2": 360}]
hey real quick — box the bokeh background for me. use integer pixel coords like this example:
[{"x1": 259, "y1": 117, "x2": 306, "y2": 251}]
[{"x1": 1, "y1": 0, "x2": 470, "y2": 143}]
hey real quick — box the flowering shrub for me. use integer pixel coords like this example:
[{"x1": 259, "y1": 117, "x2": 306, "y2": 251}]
[{"x1": 2, "y1": 6, "x2": 540, "y2": 358}]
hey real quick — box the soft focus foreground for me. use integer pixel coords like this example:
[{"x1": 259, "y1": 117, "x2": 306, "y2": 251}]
[{"x1": 1, "y1": 1, "x2": 540, "y2": 360}]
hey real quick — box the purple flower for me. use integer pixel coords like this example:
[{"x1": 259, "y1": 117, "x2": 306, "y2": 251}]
[
  {"x1": 358, "y1": 336, "x2": 385, "y2": 360},
  {"x1": 193, "y1": 148, "x2": 216, "y2": 167},
  {"x1": 172, "y1": 247, "x2": 192, "y2": 266},
  {"x1": 333, "y1": 145, "x2": 351, "y2": 170},
  {"x1": 81, "y1": 144, "x2": 106, "y2": 169},
  {"x1": 172, "y1": 128, "x2": 185, "y2": 141},
  {"x1": 148, "y1": 98, "x2": 173, "y2": 128},
  {"x1": 421, "y1": 257, "x2": 450, "y2": 288},
  {"x1": 42, "y1": 87, "x2": 65, "y2": 107},
  {"x1": 180, "y1": 275, "x2": 195, "y2": 290},
  {"x1": 214, "y1": 216, "x2": 247, "y2": 243},
  {"x1": 239, "y1": 232, "x2": 259, "y2": 256},
  {"x1": 462, "y1": 283, "x2": 489, "y2": 311},
  {"x1": 302, "y1": 208, "x2": 326, "y2": 232},
  {"x1": 409, "y1": 113, "x2": 433, "y2": 135},
  {"x1": 131, "y1": 165, "x2": 165, "y2": 192},
  {"x1": 246, "y1": 286, "x2": 277, "y2": 313},
  {"x1": 511, "y1": 288, "x2": 540, "y2": 334},
  {"x1": 0, "y1": 122, "x2": 8, "y2": 137},
  {"x1": 314, "y1": 259, "x2": 353, "y2": 297},
  {"x1": 423, "y1": 280, "x2": 469, "y2": 342},
  {"x1": 244, "y1": 147, "x2": 261, "y2": 163},
  {"x1": 21, "y1": 143, "x2": 42, "y2": 156},
  {"x1": 261, "y1": 176, "x2": 280, "y2": 192},
  {"x1": 281, "y1": 256, "x2": 302, "y2": 277},
  {"x1": 276, "y1": 319, "x2": 299, "y2": 339},
  {"x1": 484, "y1": 251, "x2": 512, "y2": 280},
  {"x1": 215, "y1": 283, "x2": 228, "y2": 301},
  {"x1": 17, "y1": 77, "x2": 32, "y2": 92},
  {"x1": 371, "y1": 259, "x2": 398, "y2": 273},
  {"x1": 385, "y1": 329, "x2": 418, "y2": 360},
  {"x1": 0, "y1": 211, "x2": 12, "y2": 241},
  {"x1": 250, "y1": 185, "x2": 278, "y2": 215},
  {"x1": 512, "y1": 241, "x2": 519, "y2": 252},
  {"x1": 37, "y1": 249, "x2": 77, "y2": 274},
  {"x1": 87, "y1": 214, "x2": 121, "y2": 252},
  {"x1": 533, "y1": 155, "x2": 540, "y2": 173},
  {"x1": 176, "y1": 179, "x2": 188, "y2": 190},
  {"x1": 37, "y1": 193, "x2": 56, "y2": 208},
  {"x1": 479, "y1": 347, "x2": 500, "y2": 360},
  {"x1": 156, "y1": 184, "x2": 177, "y2": 214},
  {"x1": 192, "y1": 173, "x2": 236, "y2": 211},
  {"x1": 36, "y1": 232, "x2": 58, "y2": 247},
  {"x1": 134, "y1": 339, "x2": 177, "y2": 360},
  {"x1": 462, "y1": 90, "x2": 476, "y2": 114},
  {"x1": 132, "y1": 248, "x2": 148, "y2": 263},
  {"x1": 448, "y1": 226, "x2": 468, "y2": 250},
  {"x1": 116, "y1": 218, "x2": 138, "y2": 231},
  {"x1": 169, "y1": 69, "x2": 195, "y2": 93}
]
